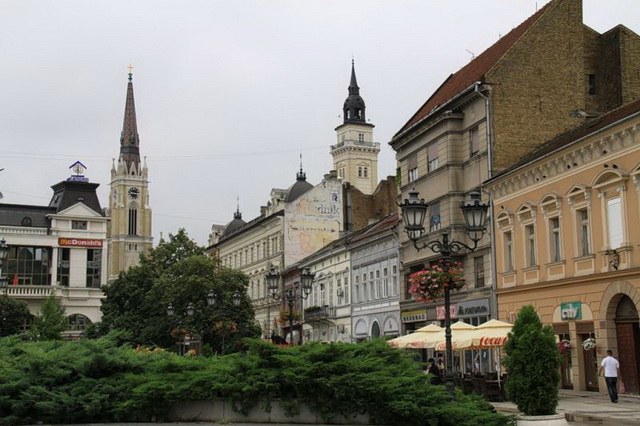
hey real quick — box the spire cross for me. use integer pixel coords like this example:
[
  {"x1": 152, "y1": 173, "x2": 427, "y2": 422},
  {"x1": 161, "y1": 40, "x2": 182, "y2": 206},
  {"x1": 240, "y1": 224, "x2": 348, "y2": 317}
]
[{"x1": 128, "y1": 64, "x2": 134, "y2": 81}]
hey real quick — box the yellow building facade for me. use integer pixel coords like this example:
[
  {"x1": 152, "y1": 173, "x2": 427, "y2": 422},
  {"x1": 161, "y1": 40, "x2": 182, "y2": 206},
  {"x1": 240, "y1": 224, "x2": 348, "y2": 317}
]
[{"x1": 485, "y1": 99, "x2": 640, "y2": 395}]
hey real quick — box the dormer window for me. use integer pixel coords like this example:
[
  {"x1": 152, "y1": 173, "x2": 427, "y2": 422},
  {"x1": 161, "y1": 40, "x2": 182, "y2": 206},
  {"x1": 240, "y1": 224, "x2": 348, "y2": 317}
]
[{"x1": 21, "y1": 217, "x2": 32, "y2": 227}]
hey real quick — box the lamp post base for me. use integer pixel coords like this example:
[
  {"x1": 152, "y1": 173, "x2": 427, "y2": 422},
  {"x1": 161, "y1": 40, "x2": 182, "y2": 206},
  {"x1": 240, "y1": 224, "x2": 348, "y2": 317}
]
[{"x1": 445, "y1": 375, "x2": 456, "y2": 400}]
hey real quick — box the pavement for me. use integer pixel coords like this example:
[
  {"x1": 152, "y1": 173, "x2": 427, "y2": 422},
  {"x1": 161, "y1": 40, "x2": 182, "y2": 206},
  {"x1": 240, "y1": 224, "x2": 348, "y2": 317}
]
[{"x1": 492, "y1": 388, "x2": 640, "y2": 424}]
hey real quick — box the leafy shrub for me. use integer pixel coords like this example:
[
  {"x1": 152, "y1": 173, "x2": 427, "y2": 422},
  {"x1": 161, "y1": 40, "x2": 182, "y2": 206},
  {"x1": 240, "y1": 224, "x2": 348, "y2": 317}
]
[
  {"x1": 504, "y1": 305, "x2": 561, "y2": 416},
  {"x1": 0, "y1": 336, "x2": 509, "y2": 425}
]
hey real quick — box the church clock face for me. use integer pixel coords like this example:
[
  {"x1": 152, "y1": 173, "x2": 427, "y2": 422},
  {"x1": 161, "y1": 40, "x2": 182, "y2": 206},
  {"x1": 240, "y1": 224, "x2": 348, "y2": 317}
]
[{"x1": 128, "y1": 187, "x2": 140, "y2": 199}]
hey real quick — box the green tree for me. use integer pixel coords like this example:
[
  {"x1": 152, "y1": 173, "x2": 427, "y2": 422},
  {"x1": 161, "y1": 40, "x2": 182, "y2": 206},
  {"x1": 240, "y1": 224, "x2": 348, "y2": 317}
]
[
  {"x1": 31, "y1": 295, "x2": 67, "y2": 340},
  {"x1": 101, "y1": 229, "x2": 260, "y2": 351},
  {"x1": 0, "y1": 295, "x2": 32, "y2": 337},
  {"x1": 503, "y1": 304, "x2": 561, "y2": 416}
]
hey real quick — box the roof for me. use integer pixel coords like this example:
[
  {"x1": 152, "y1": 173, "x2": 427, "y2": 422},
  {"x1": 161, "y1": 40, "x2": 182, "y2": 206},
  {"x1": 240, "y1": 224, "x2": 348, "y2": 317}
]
[
  {"x1": 487, "y1": 97, "x2": 640, "y2": 183},
  {"x1": 222, "y1": 209, "x2": 246, "y2": 237},
  {"x1": 49, "y1": 180, "x2": 103, "y2": 216},
  {"x1": 394, "y1": 0, "x2": 555, "y2": 138},
  {"x1": 285, "y1": 168, "x2": 314, "y2": 203},
  {"x1": 0, "y1": 203, "x2": 56, "y2": 228}
]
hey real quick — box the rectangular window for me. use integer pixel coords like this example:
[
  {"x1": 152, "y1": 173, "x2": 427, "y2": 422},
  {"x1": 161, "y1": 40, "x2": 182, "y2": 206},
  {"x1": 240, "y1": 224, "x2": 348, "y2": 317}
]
[
  {"x1": 344, "y1": 276, "x2": 349, "y2": 304},
  {"x1": 86, "y1": 249, "x2": 102, "y2": 288},
  {"x1": 429, "y1": 202, "x2": 441, "y2": 231},
  {"x1": 407, "y1": 155, "x2": 418, "y2": 183},
  {"x1": 428, "y1": 143, "x2": 439, "y2": 172},
  {"x1": 607, "y1": 197, "x2": 623, "y2": 249},
  {"x1": 474, "y1": 256, "x2": 485, "y2": 288},
  {"x1": 504, "y1": 231, "x2": 513, "y2": 271},
  {"x1": 469, "y1": 127, "x2": 480, "y2": 157},
  {"x1": 72, "y1": 220, "x2": 87, "y2": 230},
  {"x1": 358, "y1": 133, "x2": 364, "y2": 142},
  {"x1": 57, "y1": 248, "x2": 70, "y2": 286},
  {"x1": 6, "y1": 246, "x2": 51, "y2": 286},
  {"x1": 526, "y1": 225, "x2": 536, "y2": 267},
  {"x1": 578, "y1": 209, "x2": 590, "y2": 256},
  {"x1": 550, "y1": 217, "x2": 561, "y2": 262}
]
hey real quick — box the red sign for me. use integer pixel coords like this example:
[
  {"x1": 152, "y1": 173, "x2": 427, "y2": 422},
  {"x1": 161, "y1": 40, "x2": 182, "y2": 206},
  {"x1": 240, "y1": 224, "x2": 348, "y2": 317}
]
[
  {"x1": 436, "y1": 304, "x2": 458, "y2": 321},
  {"x1": 58, "y1": 238, "x2": 103, "y2": 248},
  {"x1": 478, "y1": 336, "x2": 508, "y2": 347}
]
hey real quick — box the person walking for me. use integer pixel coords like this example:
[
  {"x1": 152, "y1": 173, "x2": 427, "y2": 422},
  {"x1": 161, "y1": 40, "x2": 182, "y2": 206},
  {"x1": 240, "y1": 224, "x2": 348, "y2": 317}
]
[
  {"x1": 598, "y1": 349, "x2": 621, "y2": 403},
  {"x1": 426, "y1": 358, "x2": 442, "y2": 385}
]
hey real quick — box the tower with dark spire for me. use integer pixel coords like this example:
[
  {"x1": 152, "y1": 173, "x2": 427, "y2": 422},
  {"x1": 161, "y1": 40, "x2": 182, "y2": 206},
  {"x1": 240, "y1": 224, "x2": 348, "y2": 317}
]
[
  {"x1": 331, "y1": 60, "x2": 380, "y2": 194},
  {"x1": 107, "y1": 68, "x2": 153, "y2": 281}
]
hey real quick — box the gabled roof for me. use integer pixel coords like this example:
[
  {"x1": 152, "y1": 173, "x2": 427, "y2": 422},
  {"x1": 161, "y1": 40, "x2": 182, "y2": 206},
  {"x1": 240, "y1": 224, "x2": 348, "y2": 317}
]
[
  {"x1": 487, "y1": 97, "x2": 640, "y2": 183},
  {"x1": 394, "y1": 0, "x2": 555, "y2": 138}
]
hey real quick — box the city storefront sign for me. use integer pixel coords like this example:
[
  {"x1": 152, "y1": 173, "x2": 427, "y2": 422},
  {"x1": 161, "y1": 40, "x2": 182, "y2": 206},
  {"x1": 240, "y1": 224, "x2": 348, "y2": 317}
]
[
  {"x1": 58, "y1": 238, "x2": 103, "y2": 248},
  {"x1": 401, "y1": 309, "x2": 427, "y2": 323},
  {"x1": 560, "y1": 301, "x2": 582, "y2": 321},
  {"x1": 456, "y1": 299, "x2": 490, "y2": 317},
  {"x1": 436, "y1": 304, "x2": 457, "y2": 321}
]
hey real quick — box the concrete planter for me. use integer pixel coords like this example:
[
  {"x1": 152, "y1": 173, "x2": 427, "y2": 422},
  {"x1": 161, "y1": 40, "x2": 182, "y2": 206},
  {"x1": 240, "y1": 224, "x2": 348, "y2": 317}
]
[
  {"x1": 516, "y1": 413, "x2": 568, "y2": 426},
  {"x1": 169, "y1": 399, "x2": 371, "y2": 424}
]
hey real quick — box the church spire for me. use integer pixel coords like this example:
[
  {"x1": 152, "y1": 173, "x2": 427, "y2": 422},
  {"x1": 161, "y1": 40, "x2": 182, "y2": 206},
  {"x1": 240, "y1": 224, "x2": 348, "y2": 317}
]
[
  {"x1": 119, "y1": 66, "x2": 140, "y2": 168},
  {"x1": 343, "y1": 59, "x2": 366, "y2": 124}
]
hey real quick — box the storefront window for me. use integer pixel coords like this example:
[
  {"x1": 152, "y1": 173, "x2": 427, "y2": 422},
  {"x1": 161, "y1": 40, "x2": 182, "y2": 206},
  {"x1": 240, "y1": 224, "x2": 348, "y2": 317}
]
[{"x1": 6, "y1": 246, "x2": 51, "y2": 286}]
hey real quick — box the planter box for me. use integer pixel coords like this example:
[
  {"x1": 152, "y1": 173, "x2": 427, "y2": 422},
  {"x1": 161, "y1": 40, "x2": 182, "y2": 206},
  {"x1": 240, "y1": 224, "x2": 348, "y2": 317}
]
[{"x1": 169, "y1": 399, "x2": 372, "y2": 424}]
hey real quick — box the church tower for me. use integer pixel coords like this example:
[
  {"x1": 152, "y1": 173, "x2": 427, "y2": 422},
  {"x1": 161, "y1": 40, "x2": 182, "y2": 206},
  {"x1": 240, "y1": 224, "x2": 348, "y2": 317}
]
[
  {"x1": 107, "y1": 69, "x2": 152, "y2": 281},
  {"x1": 331, "y1": 60, "x2": 379, "y2": 194}
]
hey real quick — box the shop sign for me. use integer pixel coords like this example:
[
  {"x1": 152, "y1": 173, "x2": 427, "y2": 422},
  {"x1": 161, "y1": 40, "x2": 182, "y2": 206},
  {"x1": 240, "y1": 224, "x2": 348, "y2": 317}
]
[
  {"x1": 457, "y1": 299, "x2": 490, "y2": 317},
  {"x1": 58, "y1": 238, "x2": 103, "y2": 248},
  {"x1": 436, "y1": 304, "x2": 457, "y2": 321},
  {"x1": 560, "y1": 302, "x2": 582, "y2": 321},
  {"x1": 401, "y1": 309, "x2": 427, "y2": 323}
]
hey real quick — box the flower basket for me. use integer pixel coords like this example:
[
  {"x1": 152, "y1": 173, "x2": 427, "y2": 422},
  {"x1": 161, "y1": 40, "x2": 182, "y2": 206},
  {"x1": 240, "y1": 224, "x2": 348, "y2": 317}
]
[
  {"x1": 582, "y1": 337, "x2": 596, "y2": 351},
  {"x1": 408, "y1": 259, "x2": 465, "y2": 302},
  {"x1": 558, "y1": 339, "x2": 571, "y2": 354}
]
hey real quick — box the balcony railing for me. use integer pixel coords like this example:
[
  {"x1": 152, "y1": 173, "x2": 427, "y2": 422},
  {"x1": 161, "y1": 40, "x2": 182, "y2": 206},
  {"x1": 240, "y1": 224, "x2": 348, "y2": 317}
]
[
  {"x1": 304, "y1": 305, "x2": 336, "y2": 321},
  {"x1": 330, "y1": 140, "x2": 381, "y2": 151},
  {"x1": 4, "y1": 285, "x2": 103, "y2": 299}
]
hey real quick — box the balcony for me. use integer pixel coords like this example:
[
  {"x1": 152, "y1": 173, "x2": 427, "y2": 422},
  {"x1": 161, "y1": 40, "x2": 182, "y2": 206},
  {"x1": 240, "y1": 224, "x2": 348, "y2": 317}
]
[
  {"x1": 330, "y1": 139, "x2": 381, "y2": 151},
  {"x1": 304, "y1": 305, "x2": 336, "y2": 322}
]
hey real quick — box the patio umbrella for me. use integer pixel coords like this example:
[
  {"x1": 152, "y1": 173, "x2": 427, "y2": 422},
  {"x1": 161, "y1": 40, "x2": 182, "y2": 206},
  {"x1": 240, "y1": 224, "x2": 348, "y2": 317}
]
[
  {"x1": 387, "y1": 323, "x2": 443, "y2": 348},
  {"x1": 427, "y1": 321, "x2": 477, "y2": 351},
  {"x1": 455, "y1": 319, "x2": 512, "y2": 350}
]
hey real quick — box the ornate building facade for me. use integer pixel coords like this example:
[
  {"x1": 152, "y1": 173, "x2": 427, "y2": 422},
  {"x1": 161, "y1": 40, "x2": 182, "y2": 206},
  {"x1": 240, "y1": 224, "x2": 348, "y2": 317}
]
[{"x1": 485, "y1": 98, "x2": 640, "y2": 395}]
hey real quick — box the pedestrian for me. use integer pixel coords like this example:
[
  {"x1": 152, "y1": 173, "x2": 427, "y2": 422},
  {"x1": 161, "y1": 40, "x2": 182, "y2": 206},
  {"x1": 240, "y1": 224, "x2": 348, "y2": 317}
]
[
  {"x1": 598, "y1": 349, "x2": 621, "y2": 403},
  {"x1": 426, "y1": 358, "x2": 442, "y2": 385},
  {"x1": 437, "y1": 355, "x2": 445, "y2": 375}
]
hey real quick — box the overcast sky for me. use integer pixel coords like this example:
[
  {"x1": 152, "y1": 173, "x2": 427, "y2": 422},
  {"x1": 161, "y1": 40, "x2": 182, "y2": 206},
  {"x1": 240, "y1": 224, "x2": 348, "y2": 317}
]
[{"x1": 1, "y1": 0, "x2": 638, "y2": 246}]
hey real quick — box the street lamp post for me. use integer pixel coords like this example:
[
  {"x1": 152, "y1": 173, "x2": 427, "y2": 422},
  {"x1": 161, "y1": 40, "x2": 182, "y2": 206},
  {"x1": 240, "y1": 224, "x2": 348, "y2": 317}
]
[
  {"x1": 0, "y1": 238, "x2": 9, "y2": 295},
  {"x1": 400, "y1": 190, "x2": 489, "y2": 398},
  {"x1": 265, "y1": 266, "x2": 314, "y2": 345},
  {"x1": 167, "y1": 289, "x2": 242, "y2": 355},
  {"x1": 207, "y1": 289, "x2": 241, "y2": 354}
]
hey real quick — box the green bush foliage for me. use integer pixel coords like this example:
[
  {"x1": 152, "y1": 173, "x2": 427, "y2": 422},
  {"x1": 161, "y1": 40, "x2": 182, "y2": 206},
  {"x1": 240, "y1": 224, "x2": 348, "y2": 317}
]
[
  {"x1": 503, "y1": 305, "x2": 561, "y2": 416},
  {"x1": 0, "y1": 335, "x2": 509, "y2": 425}
]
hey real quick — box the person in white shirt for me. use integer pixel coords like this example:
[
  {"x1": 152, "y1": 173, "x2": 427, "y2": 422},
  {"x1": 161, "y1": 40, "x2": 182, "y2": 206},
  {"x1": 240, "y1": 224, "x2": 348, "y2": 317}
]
[{"x1": 598, "y1": 349, "x2": 621, "y2": 403}]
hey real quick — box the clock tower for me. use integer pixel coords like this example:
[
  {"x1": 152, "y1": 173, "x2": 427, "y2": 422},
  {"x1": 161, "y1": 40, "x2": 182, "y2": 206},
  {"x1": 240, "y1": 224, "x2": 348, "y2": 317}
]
[
  {"x1": 331, "y1": 60, "x2": 379, "y2": 194},
  {"x1": 107, "y1": 69, "x2": 152, "y2": 281}
]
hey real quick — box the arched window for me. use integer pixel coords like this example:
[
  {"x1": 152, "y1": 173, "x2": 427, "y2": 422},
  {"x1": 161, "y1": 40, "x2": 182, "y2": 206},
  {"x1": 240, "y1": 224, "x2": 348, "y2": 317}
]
[
  {"x1": 128, "y1": 208, "x2": 138, "y2": 236},
  {"x1": 67, "y1": 314, "x2": 92, "y2": 331}
]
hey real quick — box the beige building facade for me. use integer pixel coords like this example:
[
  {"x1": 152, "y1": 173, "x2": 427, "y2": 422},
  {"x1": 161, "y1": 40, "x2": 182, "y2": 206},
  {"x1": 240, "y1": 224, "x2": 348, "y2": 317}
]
[
  {"x1": 390, "y1": 0, "x2": 640, "y2": 374},
  {"x1": 485, "y1": 99, "x2": 640, "y2": 395}
]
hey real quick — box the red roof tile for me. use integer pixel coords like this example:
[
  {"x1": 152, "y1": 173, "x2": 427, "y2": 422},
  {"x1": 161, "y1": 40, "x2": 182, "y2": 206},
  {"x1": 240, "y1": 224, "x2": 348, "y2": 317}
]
[{"x1": 395, "y1": 0, "x2": 556, "y2": 138}]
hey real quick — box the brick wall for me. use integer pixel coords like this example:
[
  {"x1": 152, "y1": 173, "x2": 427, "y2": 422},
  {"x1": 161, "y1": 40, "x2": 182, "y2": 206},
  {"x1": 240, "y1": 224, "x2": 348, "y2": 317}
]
[
  {"x1": 490, "y1": 0, "x2": 586, "y2": 171},
  {"x1": 345, "y1": 176, "x2": 398, "y2": 232}
]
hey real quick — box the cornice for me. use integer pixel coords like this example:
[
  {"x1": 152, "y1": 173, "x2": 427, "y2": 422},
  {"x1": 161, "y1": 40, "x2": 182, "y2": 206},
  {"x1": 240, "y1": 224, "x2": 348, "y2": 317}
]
[{"x1": 488, "y1": 124, "x2": 640, "y2": 200}]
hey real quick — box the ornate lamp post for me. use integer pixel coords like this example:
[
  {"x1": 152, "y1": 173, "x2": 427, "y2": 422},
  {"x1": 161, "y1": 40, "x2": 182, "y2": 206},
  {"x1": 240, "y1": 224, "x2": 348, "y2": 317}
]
[
  {"x1": 207, "y1": 288, "x2": 241, "y2": 354},
  {"x1": 265, "y1": 266, "x2": 314, "y2": 345},
  {"x1": 167, "y1": 289, "x2": 242, "y2": 355},
  {"x1": 0, "y1": 238, "x2": 9, "y2": 294},
  {"x1": 400, "y1": 190, "x2": 489, "y2": 397}
]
